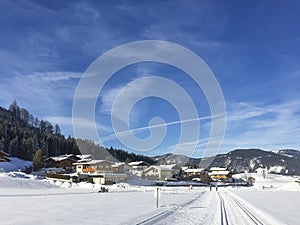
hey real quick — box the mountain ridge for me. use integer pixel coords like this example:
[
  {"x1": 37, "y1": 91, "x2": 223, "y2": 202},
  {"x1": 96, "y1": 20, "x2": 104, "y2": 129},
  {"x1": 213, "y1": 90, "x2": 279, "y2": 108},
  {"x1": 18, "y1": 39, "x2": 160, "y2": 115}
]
[{"x1": 153, "y1": 148, "x2": 300, "y2": 175}]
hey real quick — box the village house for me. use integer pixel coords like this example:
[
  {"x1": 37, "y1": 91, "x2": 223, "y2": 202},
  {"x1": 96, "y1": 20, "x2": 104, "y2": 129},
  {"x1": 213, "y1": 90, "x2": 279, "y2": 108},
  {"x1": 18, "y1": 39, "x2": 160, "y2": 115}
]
[
  {"x1": 73, "y1": 159, "x2": 127, "y2": 184},
  {"x1": 182, "y1": 168, "x2": 205, "y2": 179},
  {"x1": 161, "y1": 164, "x2": 181, "y2": 177},
  {"x1": 45, "y1": 154, "x2": 79, "y2": 172},
  {"x1": 208, "y1": 167, "x2": 232, "y2": 182},
  {"x1": 143, "y1": 165, "x2": 173, "y2": 181},
  {"x1": 0, "y1": 150, "x2": 10, "y2": 162},
  {"x1": 74, "y1": 160, "x2": 114, "y2": 173},
  {"x1": 128, "y1": 161, "x2": 150, "y2": 176},
  {"x1": 112, "y1": 162, "x2": 130, "y2": 173}
]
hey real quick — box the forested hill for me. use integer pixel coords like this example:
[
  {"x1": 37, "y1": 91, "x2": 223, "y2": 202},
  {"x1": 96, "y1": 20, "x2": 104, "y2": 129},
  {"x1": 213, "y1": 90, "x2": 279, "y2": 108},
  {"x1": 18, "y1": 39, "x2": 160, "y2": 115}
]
[
  {"x1": 0, "y1": 101, "x2": 80, "y2": 161},
  {"x1": 0, "y1": 101, "x2": 155, "y2": 165}
]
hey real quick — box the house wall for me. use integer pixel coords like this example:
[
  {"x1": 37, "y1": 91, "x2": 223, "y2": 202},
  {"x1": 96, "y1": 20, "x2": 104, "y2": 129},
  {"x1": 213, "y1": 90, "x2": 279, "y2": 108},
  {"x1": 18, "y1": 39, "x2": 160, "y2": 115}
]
[
  {"x1": 76, "y1": 161, "x2": 116, "y2": 174},
  {"x1": 92, "y1": 177, "x2": 106, "y2": 184},
  {"x1": 160, "y1": 170, "x2": 172, "y2": 180},
  {"x1": 130, "y1": 165, "x2": 148, "y2": 176},
  {"x1": 76, "y1": 165, "x2": 84, "y2": 173},
  {"x1": 145, "y1": 168, "x2": 172, "y2": 180},
  {"x1": 145, "y1": 168, "x2": 159, "y2": 179}
]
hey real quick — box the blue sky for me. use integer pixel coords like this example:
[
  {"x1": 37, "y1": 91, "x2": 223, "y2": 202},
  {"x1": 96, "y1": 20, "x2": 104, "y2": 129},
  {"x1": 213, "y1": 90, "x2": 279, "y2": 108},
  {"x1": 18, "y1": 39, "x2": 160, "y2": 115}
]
[{"x1": 0, "y1": 0, "x2": 300, "y2": 157}]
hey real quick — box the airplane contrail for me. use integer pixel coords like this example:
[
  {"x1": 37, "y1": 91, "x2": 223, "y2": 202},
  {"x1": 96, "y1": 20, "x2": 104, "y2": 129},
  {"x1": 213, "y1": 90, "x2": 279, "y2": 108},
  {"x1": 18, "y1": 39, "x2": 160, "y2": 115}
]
[{"x1": 101, "y1": 113, "x2": 225, "y2": 142}]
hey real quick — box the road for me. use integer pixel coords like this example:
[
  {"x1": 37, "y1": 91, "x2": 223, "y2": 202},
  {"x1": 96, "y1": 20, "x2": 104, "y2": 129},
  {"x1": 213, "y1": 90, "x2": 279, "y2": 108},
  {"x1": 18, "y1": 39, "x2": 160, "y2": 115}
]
[{"x1": 135, "y1": 189, "x2": 285, "y2": 225}]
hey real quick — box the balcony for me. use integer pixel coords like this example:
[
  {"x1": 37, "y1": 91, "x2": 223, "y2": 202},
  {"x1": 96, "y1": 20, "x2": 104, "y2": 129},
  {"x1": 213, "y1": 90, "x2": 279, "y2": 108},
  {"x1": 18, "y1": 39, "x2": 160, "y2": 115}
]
[{"x1": 82, "y1": 167, "x2": 96, "y2": 173}]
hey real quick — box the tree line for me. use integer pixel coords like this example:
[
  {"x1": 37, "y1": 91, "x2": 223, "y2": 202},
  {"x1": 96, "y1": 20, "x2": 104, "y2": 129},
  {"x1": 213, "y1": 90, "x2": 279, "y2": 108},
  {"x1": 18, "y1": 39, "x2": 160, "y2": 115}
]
[
  {"x1": 0, "y1": 101, "x2": 80, "y2": 160},
  {"x1": 0, "y1": 101, "x2": 155, "y2": 165}
]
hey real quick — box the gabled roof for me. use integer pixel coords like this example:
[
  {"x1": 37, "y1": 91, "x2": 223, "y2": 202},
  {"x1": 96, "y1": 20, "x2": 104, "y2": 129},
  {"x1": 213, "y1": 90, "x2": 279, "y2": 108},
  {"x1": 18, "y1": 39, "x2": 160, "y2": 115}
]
[
  {"x1": 47, "y1": 155, "x2": 76, "y2": 162},
  {"x1": 0, "y1": 150, "x2": 10, "y2": 162},
  {"x1": 112, "y1": 162, "x2": 126, "y2": 168},
  {"x1": 128, "y1": 161, "x2": 150, "y2": 166},
  {"x1": 184, "y1": 168, "x2": 205, "y2": 173},
  {"x1": 76, "y1": 154, "x2": 93, "y2": 160},
  {"x1": 161, "y1": 164, "x2": 181, "y2": 170},
  {"x1": 209, "y1": 167, "x2": 227, "y2": 171},
  {"x1": 144, "y1": 165, "x2": 172, "y2": 172},
  {"x1": 208, "y1": 170, "x2": 230, "y2": 176},
  {"x1": 0, "y1": 150, "x2": 9, "y2": 157}
]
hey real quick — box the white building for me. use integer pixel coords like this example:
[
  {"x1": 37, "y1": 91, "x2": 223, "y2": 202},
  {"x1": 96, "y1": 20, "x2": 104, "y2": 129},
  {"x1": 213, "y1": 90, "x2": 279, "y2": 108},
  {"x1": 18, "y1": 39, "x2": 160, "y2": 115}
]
[
  {"x1": 208, "y1": 167, "x2": 231, "y2": 181},
  {"x1": 73, "y1": 160, "x2": 127, "y2": 184},
  {"x1": 162, "y1": 164, "x2": 181, "y2": 176},
  {"x1": 128, "y1": 161, "x2": 150, "y2": 176},
  {"x1": 143, "y1": 165, "x2": 173, "y2": 180}
]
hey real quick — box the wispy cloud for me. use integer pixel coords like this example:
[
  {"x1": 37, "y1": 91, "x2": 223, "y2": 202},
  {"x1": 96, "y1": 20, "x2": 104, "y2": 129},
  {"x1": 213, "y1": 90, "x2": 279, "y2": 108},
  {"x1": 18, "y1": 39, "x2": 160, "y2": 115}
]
[
  {"x1": 222, "y1": 100, "x2": 300, "y2": 151},
  {"x1": 0, "y1": 71, "x2": 81, "y2": 117},
  {"x1": 99, "y1": 76, "x2": 156, "y2": 124}
]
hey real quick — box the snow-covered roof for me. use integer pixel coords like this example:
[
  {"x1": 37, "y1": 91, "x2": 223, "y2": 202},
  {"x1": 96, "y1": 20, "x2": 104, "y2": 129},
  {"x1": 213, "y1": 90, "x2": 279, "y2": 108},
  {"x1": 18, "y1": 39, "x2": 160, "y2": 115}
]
[
  {"x1": 184, "y1": 168, "x2": 205, "y2": 173},
  {"x1": 76, "y1": 154, "x2": 93, "y2": 160},
  {"x1": 49, "y1": 156, "x2": 69, "y2": 162},
  {"x1": 161, "y1": 164, "x2": 180, "y2": 170},
  {"x1": 48, "y1": 154, "x2": 77, "y2": 162},
  {"x1": 145, "y1": 165, "x2": 172, "y2": 172},
  {"x1": 112, "y1": 162, "x2": 126, "y2": 168},
  {"x1": 0, "y1": 150, "x2": 9, "y2": 157},
  {"x1": 209, "y1": 170, "x2": 230, "y2": 176},
  {"x1": 128, "y1": 161, "x2": 149, "y2": 166},
  {"x1": 210, "y1": 167, "x2": 227, "y2": 171}
]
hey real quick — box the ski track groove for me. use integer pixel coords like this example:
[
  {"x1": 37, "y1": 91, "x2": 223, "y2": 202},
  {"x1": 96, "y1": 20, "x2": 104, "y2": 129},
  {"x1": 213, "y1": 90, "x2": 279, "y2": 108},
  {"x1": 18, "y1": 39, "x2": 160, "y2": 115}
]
[
  {"x1": 218, "y1": 192, "x2": 229, "y2": 225},
  {"x1": 136, "y1": 191, "x2": 205, "y2": 225},
  {"x1": 231, "y1": 196, "x2": 264, "y2": 225},
  {"x1": 220, "y1": 192, "x2": 266, "y2": 225}
]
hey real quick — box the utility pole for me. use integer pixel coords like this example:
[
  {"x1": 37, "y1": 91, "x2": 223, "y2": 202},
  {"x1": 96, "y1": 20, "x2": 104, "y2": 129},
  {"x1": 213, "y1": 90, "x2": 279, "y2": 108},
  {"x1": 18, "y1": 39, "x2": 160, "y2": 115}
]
[{"x1": 154, "y1": 187, "x2": 160, "y2": 208}]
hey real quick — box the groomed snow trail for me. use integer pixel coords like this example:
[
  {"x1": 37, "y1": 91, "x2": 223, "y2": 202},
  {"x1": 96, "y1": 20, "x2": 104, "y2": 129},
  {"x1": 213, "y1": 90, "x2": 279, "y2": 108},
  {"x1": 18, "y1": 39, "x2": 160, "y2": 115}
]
[
  {"x1": 143, "y1": 190, "x2": 285, "y2": 225},
  {"x1": 135, "y1": 192, "x2": 206, "y2": 225}
]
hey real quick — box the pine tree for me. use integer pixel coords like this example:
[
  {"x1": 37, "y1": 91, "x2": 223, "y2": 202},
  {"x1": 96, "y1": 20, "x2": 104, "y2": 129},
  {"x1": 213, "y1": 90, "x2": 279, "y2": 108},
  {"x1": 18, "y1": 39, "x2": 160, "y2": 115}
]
[{"x1": 32, "y1": 148, "x2": 44, "y2": 171}]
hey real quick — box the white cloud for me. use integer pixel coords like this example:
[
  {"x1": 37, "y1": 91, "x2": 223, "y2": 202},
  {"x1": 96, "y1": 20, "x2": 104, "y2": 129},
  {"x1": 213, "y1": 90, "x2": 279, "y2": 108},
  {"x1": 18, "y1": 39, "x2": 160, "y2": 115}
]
[
  {"x1": 222, "y1": 100, "x2": 300, "y2": 151},
  {"x1": 99, "y1": 76, "x2": 156, "y2": 123},
  {"x1": 0, "y1": 71, "x2": 81, "y2": 121}
]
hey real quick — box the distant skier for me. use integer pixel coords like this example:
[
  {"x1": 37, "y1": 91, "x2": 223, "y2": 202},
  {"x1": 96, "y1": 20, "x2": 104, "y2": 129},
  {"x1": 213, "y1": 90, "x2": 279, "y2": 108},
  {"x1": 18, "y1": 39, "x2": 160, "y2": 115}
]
[{"x1": 216, "y1": 185, "x2": 218, "y2": 191}]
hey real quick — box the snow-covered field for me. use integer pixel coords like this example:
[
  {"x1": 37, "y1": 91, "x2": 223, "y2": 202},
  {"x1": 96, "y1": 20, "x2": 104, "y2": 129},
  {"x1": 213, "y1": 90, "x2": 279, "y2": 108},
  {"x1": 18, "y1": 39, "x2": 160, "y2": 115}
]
[{"x1": 0, "y1": 171, "x2": 299, "y2": 225}]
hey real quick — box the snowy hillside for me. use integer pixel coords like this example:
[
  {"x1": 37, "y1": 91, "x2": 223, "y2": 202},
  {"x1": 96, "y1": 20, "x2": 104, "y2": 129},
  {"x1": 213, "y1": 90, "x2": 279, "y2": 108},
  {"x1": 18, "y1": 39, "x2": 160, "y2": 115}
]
[
  {"x1": 233, "y1": 172, "x2": 300, "y2": 191},
  {"x1": 0, "y1": 157, "x2": 32, "y2": 172}
]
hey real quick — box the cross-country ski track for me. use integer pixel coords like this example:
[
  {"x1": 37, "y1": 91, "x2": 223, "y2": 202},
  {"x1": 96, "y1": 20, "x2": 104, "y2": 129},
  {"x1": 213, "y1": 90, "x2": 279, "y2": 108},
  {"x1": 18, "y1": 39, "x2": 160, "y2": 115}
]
[{"x1": 132, "y1": 190, "x2": 285, "y2": 225}]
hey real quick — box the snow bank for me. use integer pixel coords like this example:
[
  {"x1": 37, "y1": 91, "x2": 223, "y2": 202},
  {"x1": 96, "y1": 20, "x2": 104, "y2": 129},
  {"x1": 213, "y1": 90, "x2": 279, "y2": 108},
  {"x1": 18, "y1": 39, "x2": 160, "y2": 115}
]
[{"x1": 0, "y1": 157, "x2": 32, "y2": 172}]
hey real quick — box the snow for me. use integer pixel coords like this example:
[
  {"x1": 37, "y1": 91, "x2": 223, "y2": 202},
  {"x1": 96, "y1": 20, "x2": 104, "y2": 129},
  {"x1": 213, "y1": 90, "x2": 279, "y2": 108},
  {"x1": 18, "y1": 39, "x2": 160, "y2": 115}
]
[
  {"x1": 0, "y1": 172, "x2": 299, "y2": 224},
  {"x1": 128, "y1": 161, "x2": 146, "y2": 166},
  {"x1": 231, "y1": 190, "x2": 299, "y2": 225},
  {"x1": 233, "y1": 172, "x2": 300, "y2": 190},
  {"x1": 0, "y1": 157, "x2": 32, "y2": 172}
]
